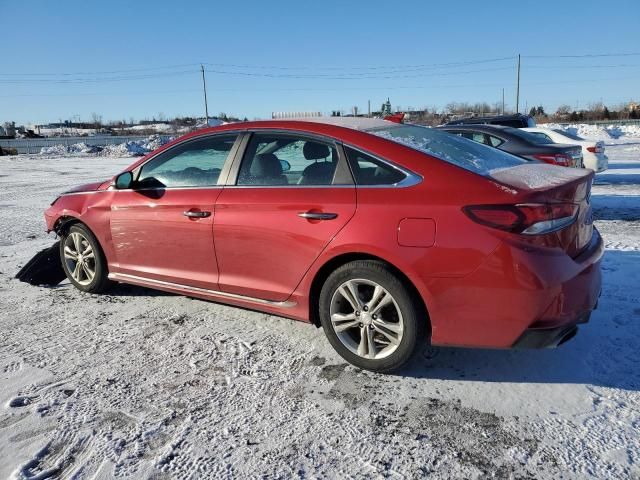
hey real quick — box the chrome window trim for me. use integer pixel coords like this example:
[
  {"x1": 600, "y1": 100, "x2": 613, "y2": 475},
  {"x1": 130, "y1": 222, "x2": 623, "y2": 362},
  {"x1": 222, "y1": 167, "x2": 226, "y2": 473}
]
[
  {"x1": 60, "y1": 190, "x2": 108, "y2": 197},
  {"x1": 218, "y1": 184, "x2": 355, "y2": 189},
  {"x1": 108, "y1": 272, "x2": 297, "y2": 308},
  {"x1": 108, "y1": 185, "x2": 224, "y2": 192},
  {"x1": 342, "y1": 143, "x2": 423, "y2": 188}
]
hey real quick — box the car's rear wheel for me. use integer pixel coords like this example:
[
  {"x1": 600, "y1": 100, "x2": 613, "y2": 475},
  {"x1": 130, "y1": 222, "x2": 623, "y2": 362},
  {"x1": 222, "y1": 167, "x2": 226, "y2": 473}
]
[
  {"x1": 319, "y1": 260, "x2": 424, "y2": 372},
  {"x1": 60, "y1": 223, "x2": 111, "y2": 293}
]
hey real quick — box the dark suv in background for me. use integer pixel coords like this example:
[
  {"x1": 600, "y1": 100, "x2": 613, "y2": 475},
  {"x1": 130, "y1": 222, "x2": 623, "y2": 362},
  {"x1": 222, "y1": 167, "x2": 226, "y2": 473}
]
[
  {"x1": 437, "y1": 124, "x2": 583, "y2": 168},
  {"x1": 444, "y1": 113, "x2": 536, "y2": 128}
]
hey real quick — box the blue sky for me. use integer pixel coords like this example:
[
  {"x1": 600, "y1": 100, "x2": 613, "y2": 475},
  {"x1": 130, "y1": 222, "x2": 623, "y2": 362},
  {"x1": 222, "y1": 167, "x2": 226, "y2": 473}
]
[{"x1": 2, "y1": 0, "x2": 639, "y2": 125}]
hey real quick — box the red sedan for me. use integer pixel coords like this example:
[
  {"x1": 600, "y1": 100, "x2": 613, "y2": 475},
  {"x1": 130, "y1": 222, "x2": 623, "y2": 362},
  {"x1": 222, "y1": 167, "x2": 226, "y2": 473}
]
[{"x1": 44, "y1": 118, "x2": 603, "y2": 372}]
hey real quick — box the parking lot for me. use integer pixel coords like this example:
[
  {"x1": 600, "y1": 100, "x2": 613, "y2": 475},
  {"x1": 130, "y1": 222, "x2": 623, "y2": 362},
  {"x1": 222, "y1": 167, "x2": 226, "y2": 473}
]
[{"x1": 0, "y1": 140, "x2": 638, "y2": 479}]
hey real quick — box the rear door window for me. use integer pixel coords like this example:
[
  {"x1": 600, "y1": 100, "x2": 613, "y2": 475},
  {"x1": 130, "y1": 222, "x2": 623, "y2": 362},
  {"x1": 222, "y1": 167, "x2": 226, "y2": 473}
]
[
  {"x1": 237, "y1": 133, "x2": 339, "y2": 186},
  {"x1": 487, "y1": 135, "x2": 504, "y2": 147}
]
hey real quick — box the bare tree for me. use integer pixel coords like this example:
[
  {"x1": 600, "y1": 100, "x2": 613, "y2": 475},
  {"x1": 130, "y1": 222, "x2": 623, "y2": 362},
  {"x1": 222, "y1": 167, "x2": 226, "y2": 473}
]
[{"x1": 91, "y1": 112, "x2": 103, "y2": 130}]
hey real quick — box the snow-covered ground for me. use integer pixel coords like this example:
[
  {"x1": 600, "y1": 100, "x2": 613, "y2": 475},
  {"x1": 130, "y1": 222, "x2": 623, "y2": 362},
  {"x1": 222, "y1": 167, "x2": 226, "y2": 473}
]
[
  {"x1": 0, "y1": 132, "x2": 638, "y2": 478},
  {"x1": 38, "y1": 135, "x2": 171, "y2": 157}
]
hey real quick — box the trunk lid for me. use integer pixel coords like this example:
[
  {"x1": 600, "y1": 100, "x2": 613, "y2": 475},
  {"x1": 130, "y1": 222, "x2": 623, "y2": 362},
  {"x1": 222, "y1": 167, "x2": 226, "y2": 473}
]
[
  {"x1": 490, "y1": 164, "x2": 594, "y2": 257},
  {"x1": 524, "y1": 144, "x2": 583, "y2": 167}
]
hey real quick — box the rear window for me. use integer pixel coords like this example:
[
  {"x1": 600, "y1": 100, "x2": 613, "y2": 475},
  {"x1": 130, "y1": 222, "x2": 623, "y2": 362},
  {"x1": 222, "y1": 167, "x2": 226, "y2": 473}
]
[
  {"x1": 553, "y1": 129, "x2": 585, "y2": 141},
  {"x1": 368, "y1": 125, "x2": 526, "y2": 176},
  {"x1": 504, "y1": 127, "x2": 555, "y2": 144}
]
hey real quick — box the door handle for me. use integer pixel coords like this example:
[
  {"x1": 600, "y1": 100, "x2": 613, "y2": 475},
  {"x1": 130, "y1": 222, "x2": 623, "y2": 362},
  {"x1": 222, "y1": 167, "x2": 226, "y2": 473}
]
[
  {"x1": 298, "y1": 212, "x2": 338, "y2": 220},
  {"x1": 183, "y1": 210, "x2": 211, "y2": 218}
]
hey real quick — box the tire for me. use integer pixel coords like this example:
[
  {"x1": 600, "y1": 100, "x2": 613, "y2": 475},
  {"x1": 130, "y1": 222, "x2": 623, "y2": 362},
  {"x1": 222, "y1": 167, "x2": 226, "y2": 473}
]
[
  {"x1": 59, "y1": 223, "x2": 111, "y2": 293},
  {"x1": 319, "y1": 260, "x2": 424, "y2": 372}
]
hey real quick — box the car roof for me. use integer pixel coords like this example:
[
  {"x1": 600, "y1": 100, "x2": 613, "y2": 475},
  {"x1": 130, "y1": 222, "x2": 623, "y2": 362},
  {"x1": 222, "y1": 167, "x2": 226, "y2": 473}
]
[
  {"x1": 438, "y1": 124, "x2": 513, "y2": 132},
  {"x1": 276, "y1": 116, "x2": 393, "y2": 130},
  {"x1": 444, "y1": 113, "x2": 532, "y2": 124},
  {"x1": 204, "y1": 117, "x2": 394, "y2": 132},
  {"x1": 124, "y1": 117, "x2": 409, "y2": 172}
]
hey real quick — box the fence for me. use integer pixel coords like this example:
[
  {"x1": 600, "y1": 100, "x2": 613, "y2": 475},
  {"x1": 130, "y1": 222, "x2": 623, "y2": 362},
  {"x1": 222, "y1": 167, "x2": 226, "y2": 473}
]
[
  {"x1": 0, "y1": 135, "x2": 172, "y2": 154},
  {"x1": 554, "y1": 119, "x2": 640, "y2": 127}
]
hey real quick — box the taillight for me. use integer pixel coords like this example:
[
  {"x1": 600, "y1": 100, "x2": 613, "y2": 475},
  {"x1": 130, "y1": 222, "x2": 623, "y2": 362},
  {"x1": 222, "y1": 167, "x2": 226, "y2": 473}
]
[
  {"x1": 463, "y1": 203, "x2": 578, "y2": 235},
  {"x1": 587, "y1": 146, "x2": 603, "y2": 153},
  {"x1": 532, "y1": 153, "x2": 573, "y2": 166}
]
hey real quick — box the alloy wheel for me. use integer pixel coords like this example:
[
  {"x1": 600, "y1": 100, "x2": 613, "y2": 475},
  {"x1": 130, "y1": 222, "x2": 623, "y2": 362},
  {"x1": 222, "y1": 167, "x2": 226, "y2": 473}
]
[
  {"x1": 63, "y1": 231, "x2": 96, "y2": 286},
  {"x1": 329, "y1": 279, "x2": 404, "y2": 360}
]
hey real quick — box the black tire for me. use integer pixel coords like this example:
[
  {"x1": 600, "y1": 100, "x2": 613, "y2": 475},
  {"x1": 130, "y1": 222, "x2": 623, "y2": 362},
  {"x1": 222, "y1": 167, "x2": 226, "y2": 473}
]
[
  {"x1": 319, "y1": 260, "x2": 425, "y2": 372},
  {"x1": 59, "y1": 223, "x2": 111, "y2": 293}
]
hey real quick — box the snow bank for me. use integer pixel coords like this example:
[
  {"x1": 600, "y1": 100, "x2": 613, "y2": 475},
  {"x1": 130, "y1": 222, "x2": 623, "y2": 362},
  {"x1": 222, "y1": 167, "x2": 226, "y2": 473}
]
[
  {"x1": 40, "y1": 142, "x2": 103, "y2": 155},
  {"x1": 542, "y1": 123, "x2": 640, "y2": 140},
  {"x1": 39, "y1": 135, "x2": 172, "y2": 157}
]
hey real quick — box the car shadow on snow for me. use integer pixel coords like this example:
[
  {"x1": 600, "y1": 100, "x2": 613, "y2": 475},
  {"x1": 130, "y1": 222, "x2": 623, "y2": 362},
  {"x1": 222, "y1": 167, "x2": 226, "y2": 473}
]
[
  {"x1": 400, "y1": 249, "x2": 640, "y2": 392},
  {"x1": 604, "y1": 161, "x2": 640, "y2": 170},
  {"x1": 594, "y1": 175, "x2": 640, "y2": 186}
]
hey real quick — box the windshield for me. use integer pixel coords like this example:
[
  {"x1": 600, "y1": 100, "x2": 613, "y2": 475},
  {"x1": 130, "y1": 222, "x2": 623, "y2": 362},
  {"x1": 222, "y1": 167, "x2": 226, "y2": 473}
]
[
  {"x1": 367, "y1": 124, "x2": 527, "y2": 175},
  {"x1": 553, "y1": 129, "x2": 585, "y2": 141}
]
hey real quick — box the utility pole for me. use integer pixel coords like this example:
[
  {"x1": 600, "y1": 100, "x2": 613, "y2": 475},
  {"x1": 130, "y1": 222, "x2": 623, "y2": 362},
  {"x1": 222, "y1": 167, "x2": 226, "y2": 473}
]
[
  {"x1": 515, "y1": 54, "x2": 521, "y2": 114},
  {"x1": 502, "y1": 88, "x2": 505, "y2": 115},
  {"x1": 200, "y1": 64, "x2": 209, "y2": 124},
  {"x1": 368, "y1": 100, "x2": 371, "y2": 117}
]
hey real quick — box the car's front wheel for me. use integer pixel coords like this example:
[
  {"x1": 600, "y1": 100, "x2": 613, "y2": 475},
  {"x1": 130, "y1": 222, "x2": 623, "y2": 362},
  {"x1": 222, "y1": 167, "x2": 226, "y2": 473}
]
[
  {"x1": 319, "y1": 260, "x2": 424, "y2": 372},
  {"x1": 60, "y1": 223, "x2": 111, "y2": 293}
]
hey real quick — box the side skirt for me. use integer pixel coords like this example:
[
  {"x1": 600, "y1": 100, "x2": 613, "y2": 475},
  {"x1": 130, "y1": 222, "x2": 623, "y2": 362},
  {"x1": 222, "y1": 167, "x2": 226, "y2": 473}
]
[{"x1": 107, "y1": 272, "x2": 297, "y2": 308}]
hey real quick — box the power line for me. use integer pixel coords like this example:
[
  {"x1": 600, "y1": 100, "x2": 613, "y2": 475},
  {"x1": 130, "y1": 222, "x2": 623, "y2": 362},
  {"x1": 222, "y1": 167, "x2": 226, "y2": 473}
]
[
  {"x1": 523, "y1": 52, "x2": 640, "y2": 58},
  {"x1": 523, "y1": 63, "x2": 640, "y2": 69},
  {"x1": 202, "y1": 66, "x2": 514, "y2": 80},
  {"x1": 5, "y1": 75, "x2": 638, "y2": 98},
  {"x1": 0, "y1": 63, "x2": 202, "y2": 77},
  {"x1": 0, "y1": 70, "x2": 196, "y2": 84},
  {"x1": 3, "y1": 53, "x2": 640, "y2": 85},
  {"x1": 0, "y1": 65, "x2": 516, "y2": 84},
  {"x1": 0, "y1": 56, "x2": 516, "y2": 77}
]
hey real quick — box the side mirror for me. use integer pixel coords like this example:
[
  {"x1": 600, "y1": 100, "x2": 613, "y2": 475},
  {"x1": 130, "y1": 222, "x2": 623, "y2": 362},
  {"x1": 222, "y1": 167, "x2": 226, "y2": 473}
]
[
  {"x1": 115, "y1": 171, "x2": 133, "y2": 189},
  {"x1": 280, "y1": 159, "x2": 291, "y2": 172}
]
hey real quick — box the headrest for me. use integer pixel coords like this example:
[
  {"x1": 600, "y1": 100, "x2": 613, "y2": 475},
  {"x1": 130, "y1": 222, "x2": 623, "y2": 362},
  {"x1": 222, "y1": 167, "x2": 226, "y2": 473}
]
[
  {"x1": 299, "y1": 161, "x2": 334, "y2": 185},
  {"x1": 303, "y1": 142, "x2": 330, "y2": 160},
  {"x1": 251, "y1": 153, "x2": 282, "y2": 177}
]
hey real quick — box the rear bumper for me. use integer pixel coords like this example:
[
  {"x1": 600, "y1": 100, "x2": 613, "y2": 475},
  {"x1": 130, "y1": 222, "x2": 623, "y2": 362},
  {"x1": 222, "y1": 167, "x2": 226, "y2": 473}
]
[
  {"x1": 427, "y1": 228, "x2": 604, "y2": 348},
  {"x1": 512, "y1": 311, "x2": 592, "y2": 349}
]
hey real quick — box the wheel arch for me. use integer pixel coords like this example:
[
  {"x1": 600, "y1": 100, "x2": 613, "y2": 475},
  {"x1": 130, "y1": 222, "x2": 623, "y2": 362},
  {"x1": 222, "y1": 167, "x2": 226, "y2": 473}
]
[
  {"x1": 53, "y1": 215, "x2": 83, "y2": 236},
  {"x1": 308, "y1": 252, "x2": 431, "y2": 339},
  {"x1": 54, "y1": 216, "x2": 107, "y2": 259}
]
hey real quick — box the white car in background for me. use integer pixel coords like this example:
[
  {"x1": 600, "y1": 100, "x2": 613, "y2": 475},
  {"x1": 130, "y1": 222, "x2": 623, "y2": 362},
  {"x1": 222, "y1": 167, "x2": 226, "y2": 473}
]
[{"x1": 523, "y1": 127, "x2": 608, "y2": 172}]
